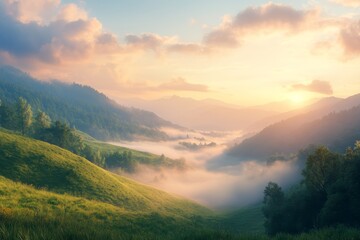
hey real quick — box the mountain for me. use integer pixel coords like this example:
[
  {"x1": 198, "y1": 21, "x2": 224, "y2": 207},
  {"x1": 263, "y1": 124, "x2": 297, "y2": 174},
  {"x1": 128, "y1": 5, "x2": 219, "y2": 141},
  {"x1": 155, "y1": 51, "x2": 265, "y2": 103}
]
[
  {"x1": 252, "y1": 99, "x2": 317, "y2": 113},
  {"x1": 248, "y1": 96, "x2": 343, "y2": 131},
  {"x1": 227, "y1": 96, "x2": 360, "y2": 162},
  {"x1": 119, "y1": 96, "x2": 276, "y2": 131},
  {"x1": 0, "y1": 65, "x2": 176, "y2": 141}
]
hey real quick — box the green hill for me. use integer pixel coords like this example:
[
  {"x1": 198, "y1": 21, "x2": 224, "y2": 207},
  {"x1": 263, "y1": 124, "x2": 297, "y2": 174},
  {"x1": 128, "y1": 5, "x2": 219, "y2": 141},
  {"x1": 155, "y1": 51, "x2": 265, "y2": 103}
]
[
  {"x1": 0, "y1": 129, "x2": 207, "y2": 215},
  {"x1": 0, "y1": 175, "x2": 214, "y2": 240}
]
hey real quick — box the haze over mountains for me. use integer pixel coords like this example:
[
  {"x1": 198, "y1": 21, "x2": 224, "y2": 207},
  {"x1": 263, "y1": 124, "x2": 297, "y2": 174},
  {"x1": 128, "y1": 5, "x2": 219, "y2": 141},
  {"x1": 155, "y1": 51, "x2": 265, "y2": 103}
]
[
  {"x1": 227, "y1": 93, "x2": 360, "y2": 163},
  {"x1": 120, "y1": 96, "x2": 277, "y2": 131},
  {"x1": 0, "y1": 66, "x2": 176, "y2": 141}
]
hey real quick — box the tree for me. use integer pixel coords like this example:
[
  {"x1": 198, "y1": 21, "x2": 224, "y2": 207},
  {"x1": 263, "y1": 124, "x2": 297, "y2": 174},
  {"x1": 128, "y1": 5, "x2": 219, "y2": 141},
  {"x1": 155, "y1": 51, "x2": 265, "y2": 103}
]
[
  {"x1": 35, "y1": 111, "x2": 51, "y2": 129},
  {"x1": 302, "y1": 146, "x2": 340, "y2": 195},
  {"x1": 0, "y1": 101, "x2": 16, "y2": 130},
  {"x1": 42, "y1": 121, "x2": 84, "y2": 154},
  {"x1": 105, "y1": 150, "x2": 136, "y2": 172},
  {"x1": 33, "y1": 110, "x2": 51, "y2": 139},
  {"x1": 262, "y1": 182, "x2": 285, "y2": 235},
  {"x1": 16, "y1": 97, "x2": 33, "y2": 135},
  {"x1": 82, "y1": 144, "x2": 105, "y2": 167}
]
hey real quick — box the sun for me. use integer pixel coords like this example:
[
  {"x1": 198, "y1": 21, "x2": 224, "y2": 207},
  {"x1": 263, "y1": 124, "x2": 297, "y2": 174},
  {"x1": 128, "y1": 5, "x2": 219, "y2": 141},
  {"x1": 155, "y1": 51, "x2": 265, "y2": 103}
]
[{"x1": 289, "y1": 93, "x2": 305, "y2": 105}]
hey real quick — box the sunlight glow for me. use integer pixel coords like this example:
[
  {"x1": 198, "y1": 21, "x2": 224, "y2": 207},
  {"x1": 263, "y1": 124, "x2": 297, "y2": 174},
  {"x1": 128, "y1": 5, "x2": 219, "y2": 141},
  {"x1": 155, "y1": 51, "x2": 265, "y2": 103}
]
[{"x1": 289, "y1": 93, "x2": 305, "y2": 105}]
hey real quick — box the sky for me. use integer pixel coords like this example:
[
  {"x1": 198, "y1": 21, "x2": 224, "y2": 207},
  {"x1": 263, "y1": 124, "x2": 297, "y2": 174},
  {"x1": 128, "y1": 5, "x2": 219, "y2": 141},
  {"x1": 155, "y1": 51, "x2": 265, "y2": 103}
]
[{"x1": 0, "y1": 0, "x2": 360, "y2": 106}]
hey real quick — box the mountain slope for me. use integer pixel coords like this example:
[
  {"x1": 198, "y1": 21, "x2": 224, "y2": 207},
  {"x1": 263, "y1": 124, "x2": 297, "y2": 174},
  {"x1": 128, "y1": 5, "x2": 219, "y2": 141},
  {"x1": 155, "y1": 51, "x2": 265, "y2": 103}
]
[
  {"x1": 0, "y1": 65, "x2": 175, "y2": 140},
  {"x1": 0, "y1": 129, "x2": 208, "y2": 215},
  {"x1": 120, "y1": 96, "x2": 275, "y2": 131},
  {"x1": 0, "y1": 175, "x2": 216, "y2": 239},
  {"x1": 248, "y1": 97, "x2": 343, "y2": 132},
  {"x1": 228, "y1": 105, "x2": 360, "y2": 162}
]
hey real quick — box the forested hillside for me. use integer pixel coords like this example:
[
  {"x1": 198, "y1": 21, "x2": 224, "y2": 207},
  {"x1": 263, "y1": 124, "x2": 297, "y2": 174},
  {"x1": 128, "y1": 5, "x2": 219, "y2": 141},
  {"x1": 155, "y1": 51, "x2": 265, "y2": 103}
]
[{"x1": 0, "y1": 66, "x2": 174, "y2": 140}]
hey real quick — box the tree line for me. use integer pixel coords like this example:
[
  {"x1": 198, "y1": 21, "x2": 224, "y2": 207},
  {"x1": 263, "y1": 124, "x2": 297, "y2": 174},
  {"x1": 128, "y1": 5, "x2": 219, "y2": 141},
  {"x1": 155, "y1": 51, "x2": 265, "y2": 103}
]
[
  {"x1": 0, "y1": 97, "x2": 136, "y2": 172},
  {"x1": 263, "y1": 143, "x2": 360, "y2": 235}
]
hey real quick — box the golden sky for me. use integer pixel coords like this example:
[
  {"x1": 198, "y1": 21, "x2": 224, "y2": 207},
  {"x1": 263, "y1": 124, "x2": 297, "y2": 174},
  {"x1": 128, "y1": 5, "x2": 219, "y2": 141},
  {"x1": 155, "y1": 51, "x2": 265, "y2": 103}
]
[{"x1": 0, "y1": 0, "x2": 359, "y2": 106}]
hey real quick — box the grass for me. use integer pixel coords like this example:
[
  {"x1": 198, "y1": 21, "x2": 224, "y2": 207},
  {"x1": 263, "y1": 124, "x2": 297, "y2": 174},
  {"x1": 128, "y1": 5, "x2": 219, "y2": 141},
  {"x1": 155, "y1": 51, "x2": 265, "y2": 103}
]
[
  {"x1": 0, "y1": 176, "x2": 211, "y2": 239},
  {"x1": 215, "y1": 204, "x2": 265, "y2": 234},
  {"x1": 0, "y1": 129, "x2": 208, "y2": 215}
]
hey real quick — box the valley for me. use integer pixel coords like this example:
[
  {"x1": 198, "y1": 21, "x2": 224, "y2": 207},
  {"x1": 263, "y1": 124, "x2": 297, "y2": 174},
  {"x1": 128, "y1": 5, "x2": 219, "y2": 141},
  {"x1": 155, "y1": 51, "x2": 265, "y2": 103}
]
[{"x1": 1, "y1": 0, "x2": 360, "y2": 238}]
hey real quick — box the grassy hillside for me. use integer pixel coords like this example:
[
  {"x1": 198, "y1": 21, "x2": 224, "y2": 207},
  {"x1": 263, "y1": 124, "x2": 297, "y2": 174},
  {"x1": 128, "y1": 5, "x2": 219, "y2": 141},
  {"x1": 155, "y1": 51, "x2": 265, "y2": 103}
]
[
  {"x1": 0, "y1": 129, "x2": 207, "y2": 215},
  {"x1": 0, "y1": 178, "x2": 359, "y2": 240},
  {"x1": 0, "y1": 176, "x2": 214, "y2": 239}
]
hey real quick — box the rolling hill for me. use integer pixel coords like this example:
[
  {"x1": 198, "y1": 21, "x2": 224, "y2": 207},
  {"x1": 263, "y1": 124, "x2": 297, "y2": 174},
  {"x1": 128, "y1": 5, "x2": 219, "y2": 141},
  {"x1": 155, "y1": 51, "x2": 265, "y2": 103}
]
[
  {"x1": 0, "y1": 65, "x2": 176, "y2": 140},
  {"x1": 0, "y1": 129, "x2": 207, "y2": 214}
]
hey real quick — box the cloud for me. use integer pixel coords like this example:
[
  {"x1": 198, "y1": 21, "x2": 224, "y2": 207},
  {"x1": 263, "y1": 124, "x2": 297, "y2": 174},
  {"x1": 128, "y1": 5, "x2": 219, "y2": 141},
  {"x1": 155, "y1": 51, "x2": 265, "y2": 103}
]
[
  {"x1": 204, "y1": 3, "x2": 320, "y2": 48},
  {"x1": 125, "y1": 33, "x2": 176, "y2": 52},
  {"x1": 0, "y1": 1, "x2": 122, "y2": 65},
  {"x1": 158, "y1": 78, "x2": 208, "y2": 92},
  {"x1": 4, "y1": 0, "x2": 60, "y2": 24},
  {"x1": 56, "y1": 3, "x2": 88, "y2": 22},
  {"x1": 340, "y1": 20, "x2": 360, "y2": 57},
  {"x1": 330, "y1": 0, "x2": 360, "y2": 7},
  {"x1": 291, "y1": 80, "x2": 333, "y2": 95},
  {"x1": 167, "y1": 43, "x2": 209, "y2": 54},
  {"x1": 125, "y1": 34, "x2": 209, "y2": 55}
]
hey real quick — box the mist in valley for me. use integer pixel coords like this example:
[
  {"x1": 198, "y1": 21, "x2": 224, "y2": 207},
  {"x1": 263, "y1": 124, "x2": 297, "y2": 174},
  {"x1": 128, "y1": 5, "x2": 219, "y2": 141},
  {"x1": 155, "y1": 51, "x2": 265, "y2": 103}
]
[{"x1": 110, "y1": 128, "x2": 303, "y2": 209}]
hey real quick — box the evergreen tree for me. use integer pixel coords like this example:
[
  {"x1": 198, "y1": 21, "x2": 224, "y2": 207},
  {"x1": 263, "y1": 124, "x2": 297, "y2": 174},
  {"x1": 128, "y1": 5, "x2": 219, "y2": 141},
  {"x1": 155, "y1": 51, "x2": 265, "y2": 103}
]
[{"x1": 16, "y1": 97, "x2": 33, "y2": 135}]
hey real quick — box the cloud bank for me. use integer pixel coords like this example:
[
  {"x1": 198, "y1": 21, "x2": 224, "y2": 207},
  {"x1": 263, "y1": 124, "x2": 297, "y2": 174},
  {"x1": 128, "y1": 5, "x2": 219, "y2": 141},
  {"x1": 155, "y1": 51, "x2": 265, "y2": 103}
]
[
  {"x1": 340, "y1": 20, "x2": 360, "y2": 57},
  {"x1": 0, "y1": 0, "x2": 121, "y2": 66},
  {"x1": 204, "y1": 3, "x2": 320, "y2": 48},
  {"x1": 291, "y1": 80, "x2": 333, "y2": 95}
]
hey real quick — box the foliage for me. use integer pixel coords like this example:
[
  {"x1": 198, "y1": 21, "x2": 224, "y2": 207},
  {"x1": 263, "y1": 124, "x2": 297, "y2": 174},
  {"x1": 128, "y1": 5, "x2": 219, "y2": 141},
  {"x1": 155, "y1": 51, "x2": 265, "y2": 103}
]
[
  {"x1": 262, "y1": 182, "x2": 284, "y2": 235},
  {"x1": 263, "y1": 143, "x2": 360, "y2": 235},
  {"x1": 15, "y1": 97, "x2": 32, "y2": 135},
  {"x1": 106, "y1": 150, "x2": 136, "y2": 172}
]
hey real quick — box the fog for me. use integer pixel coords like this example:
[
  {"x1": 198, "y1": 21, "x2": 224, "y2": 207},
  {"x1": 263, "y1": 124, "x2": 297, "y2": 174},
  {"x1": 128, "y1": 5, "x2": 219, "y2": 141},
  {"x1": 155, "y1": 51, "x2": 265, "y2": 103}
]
[{"x1": 110, "y1": 128, "x2": 302, "y2": 210}]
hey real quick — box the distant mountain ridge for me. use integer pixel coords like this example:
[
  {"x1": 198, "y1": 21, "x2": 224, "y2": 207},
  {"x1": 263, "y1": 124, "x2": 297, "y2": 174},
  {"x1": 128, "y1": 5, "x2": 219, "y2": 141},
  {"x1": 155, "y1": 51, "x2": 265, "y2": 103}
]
[
  {"x1": 248, "y1": 96, "x2": 344, "y2": 131},
  {"x1": 227, "y1": 94, "x2": 360, "y2": 163},
  {"x1": 0, "y1": 65, "x2": 175, "y2": 140},
  {"x1": 120, "y1": 96, "x2": 276, "y2": 131}
]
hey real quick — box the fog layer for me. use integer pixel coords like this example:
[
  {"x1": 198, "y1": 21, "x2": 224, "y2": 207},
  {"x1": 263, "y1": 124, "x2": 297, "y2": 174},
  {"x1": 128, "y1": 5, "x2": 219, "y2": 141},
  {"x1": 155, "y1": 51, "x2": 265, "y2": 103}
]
[{"x1": 110, "y1": 128, "x2": 302, "y2": 209}]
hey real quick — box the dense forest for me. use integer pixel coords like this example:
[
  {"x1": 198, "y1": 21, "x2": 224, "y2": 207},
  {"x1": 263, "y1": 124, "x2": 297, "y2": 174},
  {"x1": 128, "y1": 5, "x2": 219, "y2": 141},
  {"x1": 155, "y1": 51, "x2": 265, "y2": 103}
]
[{"x1": 0, "y1": 66, "x2": 175, "y2": 141}]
